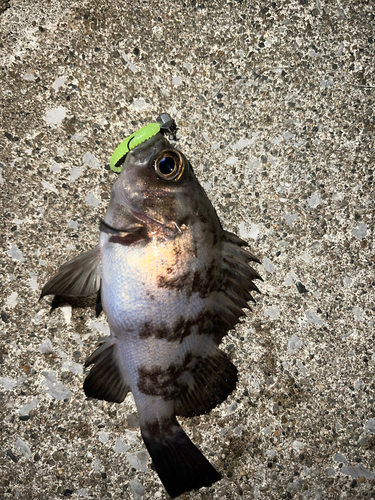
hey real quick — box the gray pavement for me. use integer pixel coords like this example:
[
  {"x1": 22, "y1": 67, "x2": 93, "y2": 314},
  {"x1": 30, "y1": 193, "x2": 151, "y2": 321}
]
[{"x1": 1, "y1": 0, "x2": 374, "y2": 499}]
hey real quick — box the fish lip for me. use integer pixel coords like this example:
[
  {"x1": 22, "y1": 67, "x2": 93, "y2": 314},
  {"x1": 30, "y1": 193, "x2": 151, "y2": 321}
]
[
  {"x1": 130, "y1": 206, "x2": 163, "y2": 227},
  {"x1": 128, "y1": 202, "x2": 178, "y2": 238},
  {"x1": 125, "y1": 195, "x2": 163, "y2": 228},
  {"x1": 114, "y1": 181, "x2": 173, "y2": 233}
]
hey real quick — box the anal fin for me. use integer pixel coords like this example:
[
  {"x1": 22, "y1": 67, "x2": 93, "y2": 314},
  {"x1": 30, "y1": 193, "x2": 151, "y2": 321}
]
[
  {"x1": 84, "y1": 337, "x2": 129, "y2": 403},
  {"x1": 175, "y1": 348, "x2": 238, "y2": 417}
]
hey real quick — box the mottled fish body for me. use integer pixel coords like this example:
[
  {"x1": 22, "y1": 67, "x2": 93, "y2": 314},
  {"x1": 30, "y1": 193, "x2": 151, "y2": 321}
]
[{"x1": 42, "y1": 123, "x2": 262, "y2": 498}]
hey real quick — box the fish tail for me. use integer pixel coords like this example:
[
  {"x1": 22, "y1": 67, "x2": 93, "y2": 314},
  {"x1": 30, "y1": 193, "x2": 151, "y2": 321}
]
[{"x1": 141, "y1": 416, "x2": 221, "y2": 498}]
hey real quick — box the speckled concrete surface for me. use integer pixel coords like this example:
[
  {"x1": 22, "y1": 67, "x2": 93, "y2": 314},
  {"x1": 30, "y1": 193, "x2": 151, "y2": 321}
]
[{"x1": 1, "y1": 1, "x2": 374, "y2": 499}]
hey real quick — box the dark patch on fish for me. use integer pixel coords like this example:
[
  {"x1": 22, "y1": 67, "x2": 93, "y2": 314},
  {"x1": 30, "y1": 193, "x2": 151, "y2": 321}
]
[
  {"x1": 143, "y1": 416, "x2": 175, "y2": 437},
  {"x1": 191, "y1": 265, "x2": 216, "y2": 298},
  {"x1": 138, "y1": 321, "x2": 171, "y2": 340},
  {"x1": 137, "y1": 347, "x2": 238, "y2": 417},
  {"x1": 137, "y1": 351, "x2": 193, "y2": 399},
  {"x1": 138, "y1": 314, "x2": 203, "y2": 343},
  {"x1": 157, "y1": 270, "x2": 191, "y2": 291}
]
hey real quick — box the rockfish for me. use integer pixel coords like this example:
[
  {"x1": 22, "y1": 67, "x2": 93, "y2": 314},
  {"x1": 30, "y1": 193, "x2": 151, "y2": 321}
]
[{"x1": 41, "y1": 115, "x2": 262, "y2": 498}]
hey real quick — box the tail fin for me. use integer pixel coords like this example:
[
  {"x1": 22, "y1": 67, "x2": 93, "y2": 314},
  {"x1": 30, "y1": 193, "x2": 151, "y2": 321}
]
[{"x1": 141, "y1": 417, "x2": 221, "y2": 498}]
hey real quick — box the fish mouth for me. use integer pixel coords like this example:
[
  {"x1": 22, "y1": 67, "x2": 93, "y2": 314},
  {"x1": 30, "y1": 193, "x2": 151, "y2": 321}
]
[{"x1": 114, "y1": 182, "x2": 174, "y2": 234}]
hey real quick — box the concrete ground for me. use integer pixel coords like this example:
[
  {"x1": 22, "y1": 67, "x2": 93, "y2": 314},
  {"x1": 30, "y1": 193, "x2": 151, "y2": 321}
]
[{"x1": 1, "y1": 0, "x2": 374, "y2": 499}]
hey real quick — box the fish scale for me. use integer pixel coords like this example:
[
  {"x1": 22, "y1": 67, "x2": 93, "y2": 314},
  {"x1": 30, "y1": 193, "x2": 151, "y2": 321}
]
[
  {"x1": 41, "y1": 118, "x2": 262, "y2": 498},
  {"x1": 102, "y1": 231, "x2": 203, "y2": 336}
]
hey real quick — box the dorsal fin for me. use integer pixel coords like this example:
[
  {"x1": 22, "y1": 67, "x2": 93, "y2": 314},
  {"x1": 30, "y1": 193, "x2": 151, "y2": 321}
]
[{"x1": 211, "y1": 229, "x2": 262, "y2": 342}]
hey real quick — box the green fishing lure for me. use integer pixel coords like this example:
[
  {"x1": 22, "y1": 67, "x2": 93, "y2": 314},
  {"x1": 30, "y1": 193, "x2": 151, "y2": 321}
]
[{"x1": 110, "y1": 113, "x2": 178, "y2": 173}]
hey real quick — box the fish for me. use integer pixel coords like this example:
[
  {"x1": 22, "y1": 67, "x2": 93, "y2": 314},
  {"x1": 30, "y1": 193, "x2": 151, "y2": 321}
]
[{"x1": 41, "y1": 115, "x2": 262, "y2": 498}]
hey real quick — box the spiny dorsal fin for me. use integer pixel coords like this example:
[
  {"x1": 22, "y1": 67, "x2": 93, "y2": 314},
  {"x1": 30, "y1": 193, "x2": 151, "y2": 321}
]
[{"x1": 210, "y1": 229, "x2": 262, "y2": 342}]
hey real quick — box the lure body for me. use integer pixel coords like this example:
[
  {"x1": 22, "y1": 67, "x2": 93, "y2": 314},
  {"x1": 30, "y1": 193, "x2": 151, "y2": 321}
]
[{"x1": 110, "y1": 122, "x2": 161, "y2": 172}]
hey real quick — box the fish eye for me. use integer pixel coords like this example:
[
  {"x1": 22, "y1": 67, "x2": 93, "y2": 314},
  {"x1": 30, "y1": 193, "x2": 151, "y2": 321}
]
[
  {"x1": 159, "y1": 156, "x2": 175, "y2": 175},
  {"x1": 155, "y1": 150, "x2": 184, "y2": 181}
]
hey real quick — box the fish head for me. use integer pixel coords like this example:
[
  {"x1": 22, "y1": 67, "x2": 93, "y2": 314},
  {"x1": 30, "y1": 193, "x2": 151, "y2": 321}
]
[{"x1": 106, "y1": 133, "x2": 213, "y2": 234}]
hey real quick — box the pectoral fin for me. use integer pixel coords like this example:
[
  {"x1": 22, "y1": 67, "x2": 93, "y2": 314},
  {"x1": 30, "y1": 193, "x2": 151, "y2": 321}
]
[{"x1": 40, "y1": 247, "x2": 101, "y2": 298}]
